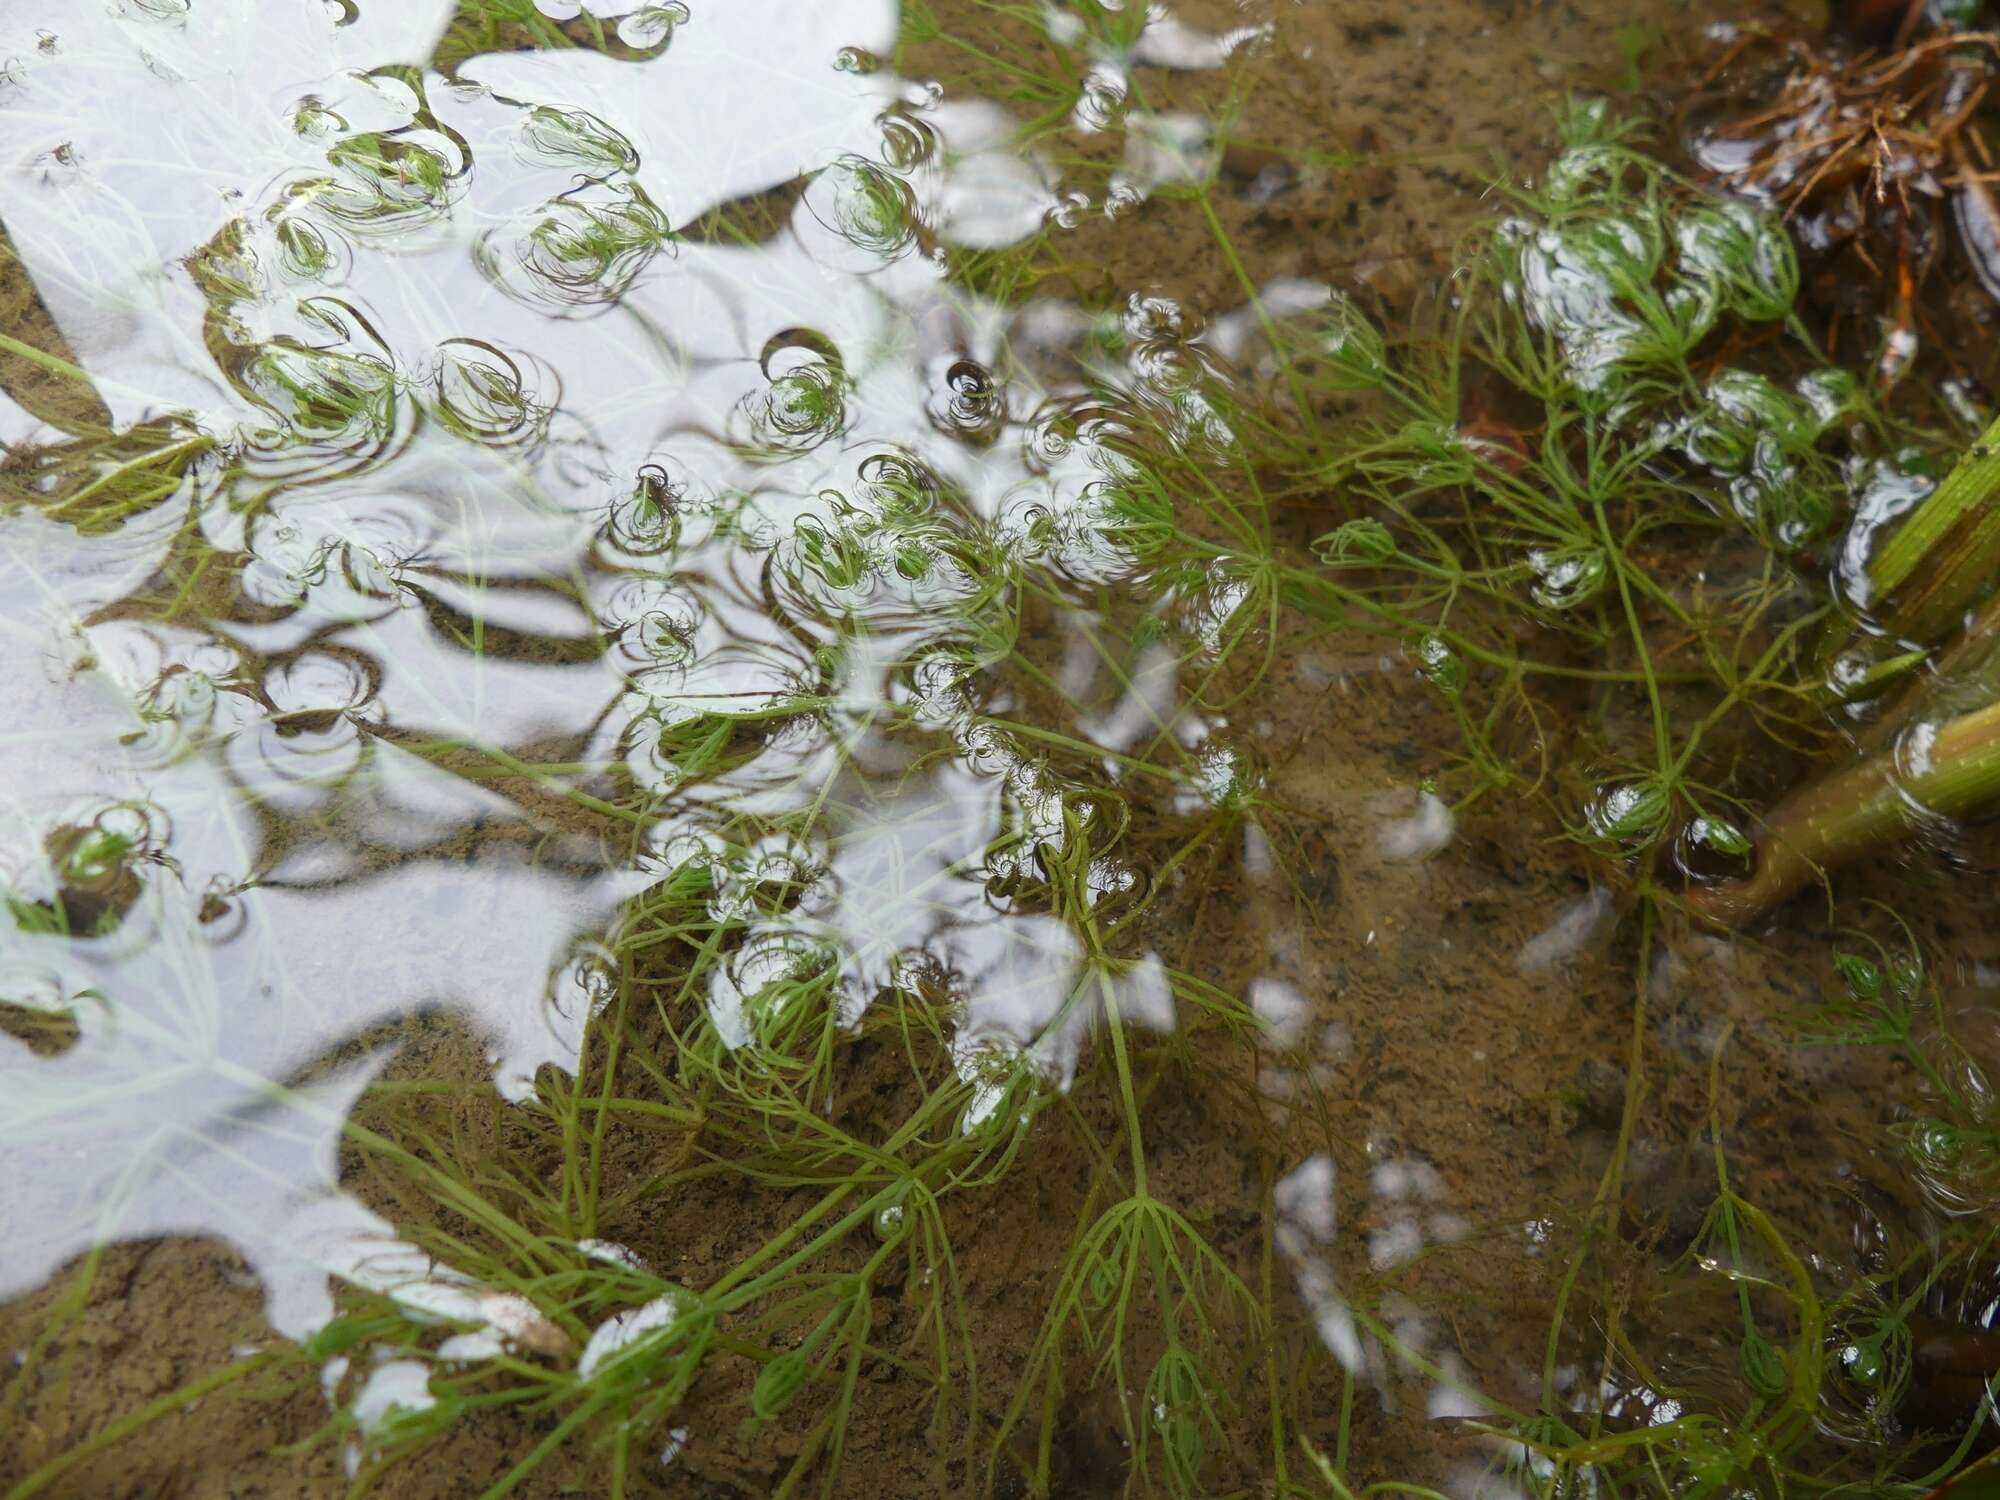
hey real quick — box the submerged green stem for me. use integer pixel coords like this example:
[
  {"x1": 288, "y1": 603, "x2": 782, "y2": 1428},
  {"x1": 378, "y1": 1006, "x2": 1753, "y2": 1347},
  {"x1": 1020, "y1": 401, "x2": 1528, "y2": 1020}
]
[
  {"x1": 1862, "y1": 410, "x2": 2000, "y2": 645},
  {"x1": 1693, "y1": 697, "x2": 2000, "y2": 924}
]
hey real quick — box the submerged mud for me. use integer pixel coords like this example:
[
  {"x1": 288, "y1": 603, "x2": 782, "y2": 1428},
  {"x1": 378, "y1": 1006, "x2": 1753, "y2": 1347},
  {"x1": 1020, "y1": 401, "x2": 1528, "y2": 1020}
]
[{"x1": 3, "y1": 1, "x2": 1995, "y2": 1498}]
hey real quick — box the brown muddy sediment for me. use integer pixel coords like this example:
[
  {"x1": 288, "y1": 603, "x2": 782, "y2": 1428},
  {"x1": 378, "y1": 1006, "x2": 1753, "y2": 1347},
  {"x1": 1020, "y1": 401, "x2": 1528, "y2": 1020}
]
[
  {"x1": 5, "y1": 1, "x2": 1987, "y2": 1498},
  {"x1": 0, "y1": 223, "x2": 114, "y2": 436}
]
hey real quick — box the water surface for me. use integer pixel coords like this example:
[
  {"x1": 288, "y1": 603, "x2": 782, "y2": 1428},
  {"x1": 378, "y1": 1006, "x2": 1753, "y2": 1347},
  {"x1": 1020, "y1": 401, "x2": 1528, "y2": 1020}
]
[{"x1": 6, "y1": 2, "x2": 1985, "y2": 1497}]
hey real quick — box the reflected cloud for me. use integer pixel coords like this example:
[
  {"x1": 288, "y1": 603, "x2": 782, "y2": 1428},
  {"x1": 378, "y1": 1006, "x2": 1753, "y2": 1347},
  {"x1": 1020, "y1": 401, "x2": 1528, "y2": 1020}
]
[{"x1": 2, "y1": 0, "x2": 1248, "y2": 1433}]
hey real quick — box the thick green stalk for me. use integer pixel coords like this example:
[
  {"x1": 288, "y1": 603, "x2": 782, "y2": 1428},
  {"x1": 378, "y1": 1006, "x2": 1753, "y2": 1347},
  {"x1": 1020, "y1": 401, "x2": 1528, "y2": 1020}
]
[
  {"x1": 1690, "y1": 699, "x2": 2000, "y2": 924},
  {"x1": 1861, "y1": 410, "x2": 2000, "y2": 645},
  {"x1": 1856, "y1": 590, "x2": 2000, "y2": 757},
  {"x1": 0, "y1": 329, "x2": 100, "y2": 392}
]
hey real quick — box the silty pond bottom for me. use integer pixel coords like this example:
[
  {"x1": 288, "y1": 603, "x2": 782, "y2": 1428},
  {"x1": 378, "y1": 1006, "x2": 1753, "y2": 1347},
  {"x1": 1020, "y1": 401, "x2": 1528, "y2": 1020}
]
[{"x1": 3, "y1": 1, "x2": 2000, "y2": 1497}]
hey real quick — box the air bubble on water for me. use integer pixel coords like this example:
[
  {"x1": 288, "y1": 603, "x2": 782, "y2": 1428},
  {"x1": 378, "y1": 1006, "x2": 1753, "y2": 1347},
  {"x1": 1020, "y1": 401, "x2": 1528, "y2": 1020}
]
[
  {"x1": 1074, "y1": 68, "x2": 1128, "y2": 133},
  {"x1": 1892, "y1": 706, "x2": 1940, "y2": 782},
  {"x1": 1103, "y1": 175, "x2": 1145, "y2": 218},
  {"x1": 877, "y1": 109, "x2": 937, "y2": 171},
  {"x1": 1527, "y1": 546, "x2": 1606, "y2": 609},
  {"x1": 804, "y1": 155, "x2": 920, "y2": 263},
  {"x1": 1046, "y1": 191, "x2": 1091, "y2": 230},
  {"x1": 1836, "y1": 454, "x2": 1936, "y2": 612},
  {"x1": 519, "y1": 105, "x2": 639, "y2": 176},
  {"x1": 617, "y1": 2, "x2": 690, "y2": 50}
]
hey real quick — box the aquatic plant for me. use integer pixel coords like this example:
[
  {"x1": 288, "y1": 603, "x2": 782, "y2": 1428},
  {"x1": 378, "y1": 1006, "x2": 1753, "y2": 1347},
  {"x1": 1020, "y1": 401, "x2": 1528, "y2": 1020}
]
[
  {"x1": 5, "y1": 3, "x2": 1999, "y2": 1500},
  {"x1": 1270, "y1": 104, "x2": 1870, "y2": 884}
]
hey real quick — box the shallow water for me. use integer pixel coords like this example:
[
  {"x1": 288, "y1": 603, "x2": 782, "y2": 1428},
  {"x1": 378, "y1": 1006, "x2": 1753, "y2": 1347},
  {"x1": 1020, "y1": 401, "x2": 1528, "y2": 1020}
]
[{"x1": 4, "y1": 1, "x2": 1999, "y2": 1496}]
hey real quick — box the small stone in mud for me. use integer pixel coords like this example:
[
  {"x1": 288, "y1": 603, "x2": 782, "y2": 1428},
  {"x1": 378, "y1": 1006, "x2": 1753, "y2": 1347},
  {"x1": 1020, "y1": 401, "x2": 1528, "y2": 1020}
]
[
  {"x1": 1218, "y1": 141, "x2": 1287, "y2": 179},
  {"x1": 1218, "y1": 141, "x2": 1298, "y2": 201},
  {"x1": 1905, "y1": 1313, "x2": 2000, "y2": 1432},
  {"x1": 1571, "y1": 1056, "x2": 1627, "y2": 1131},
  {"x1": 1621, "y1": 1142, "x2": 1718, "y2": 1255}
]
